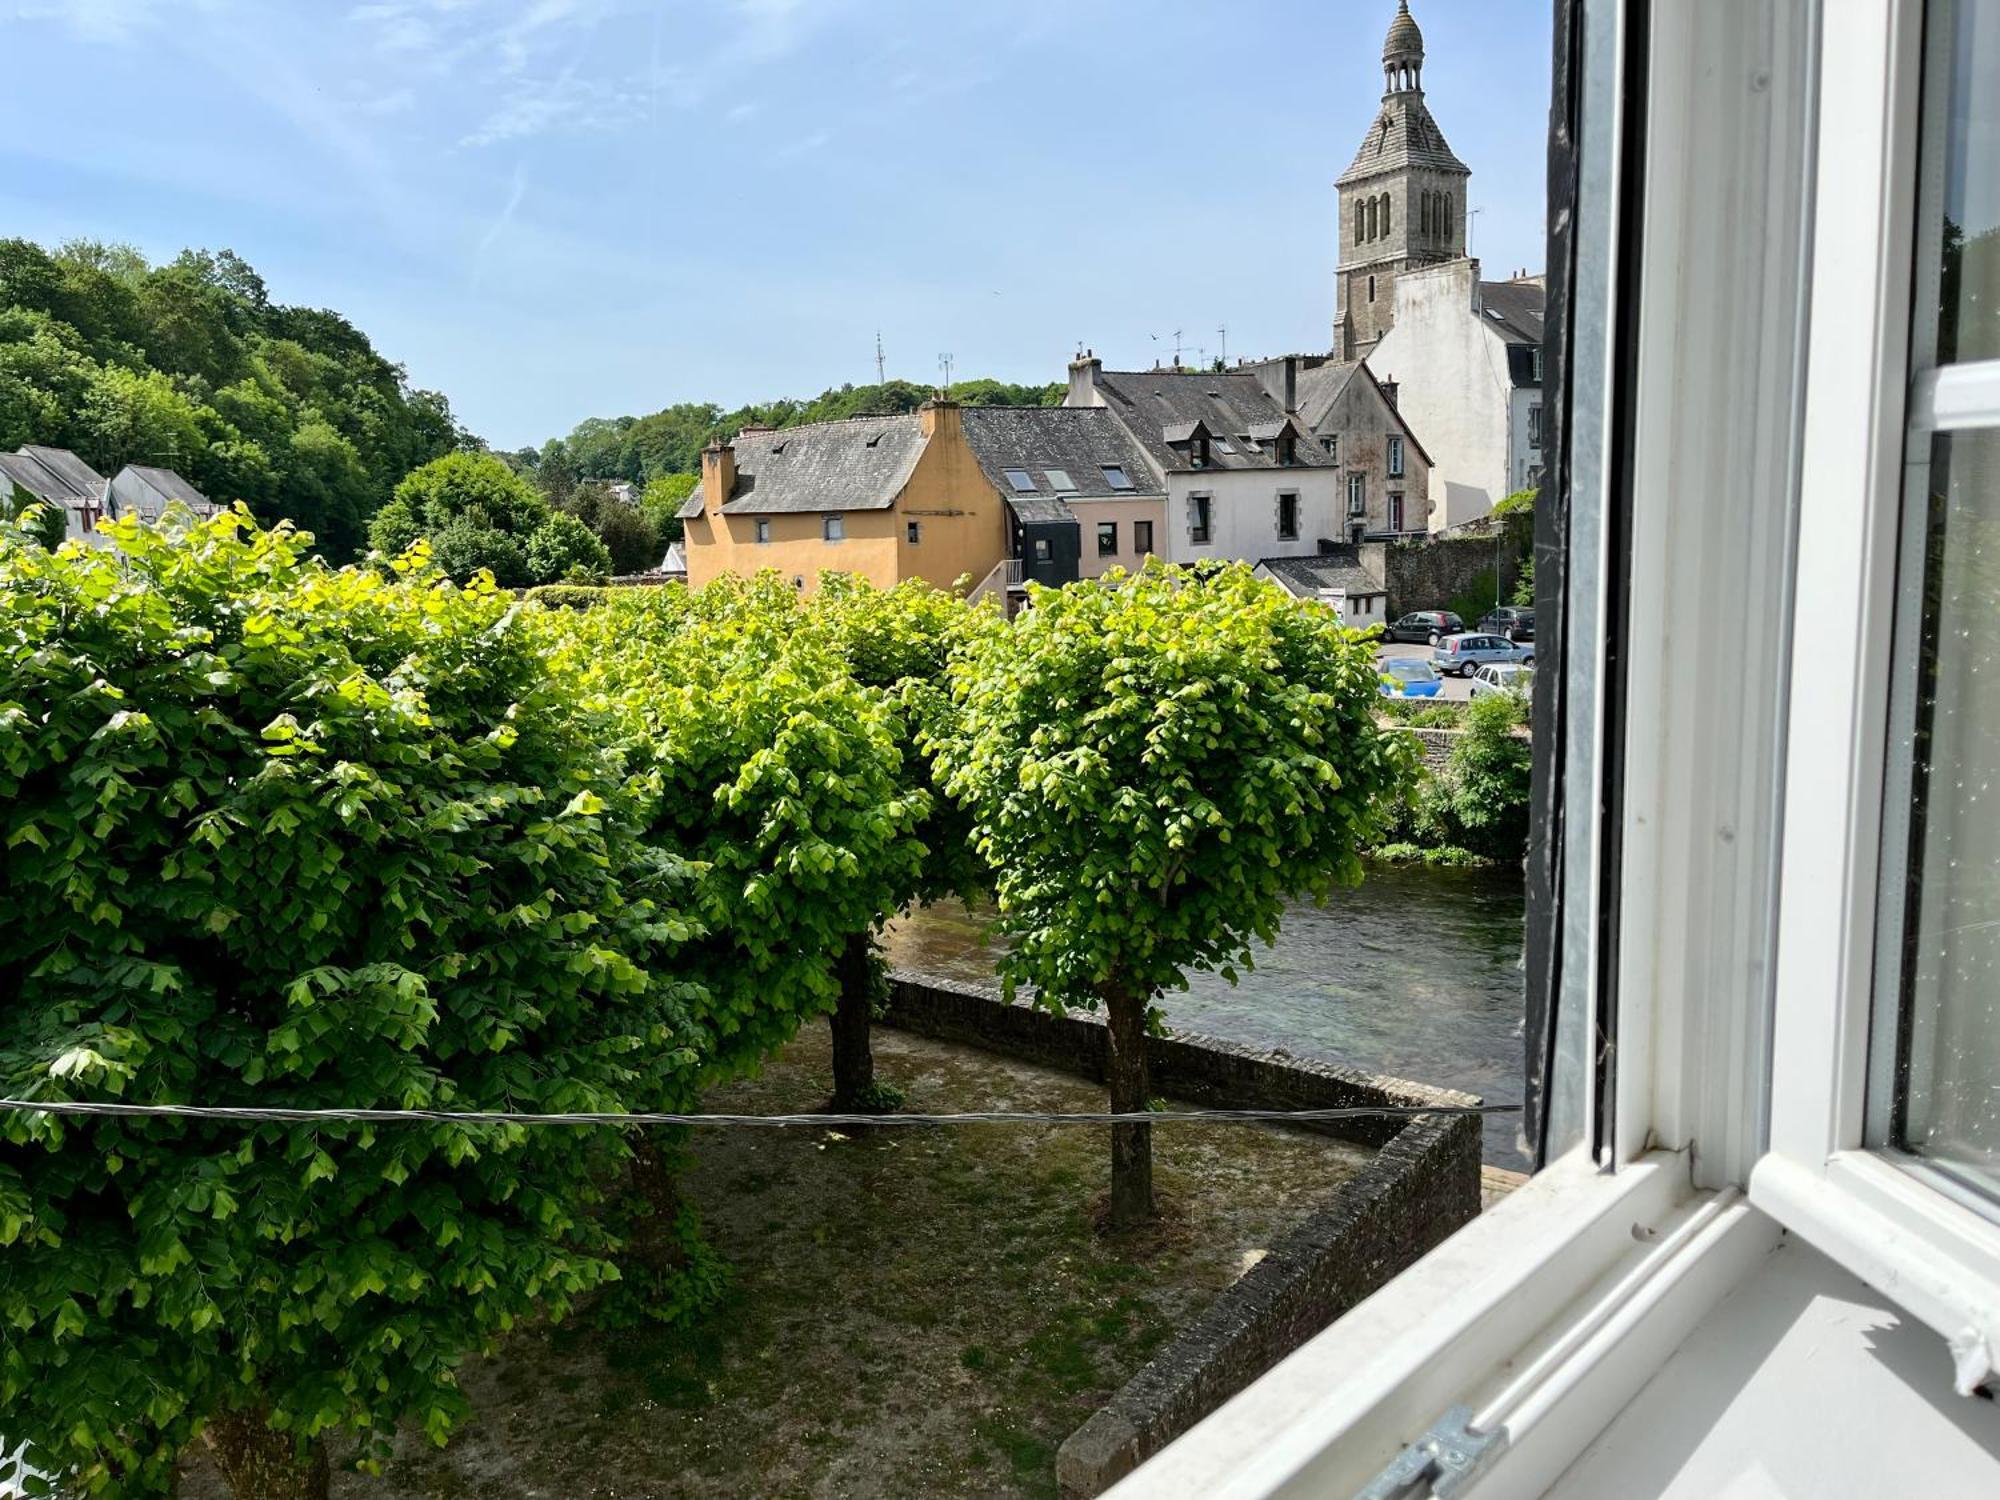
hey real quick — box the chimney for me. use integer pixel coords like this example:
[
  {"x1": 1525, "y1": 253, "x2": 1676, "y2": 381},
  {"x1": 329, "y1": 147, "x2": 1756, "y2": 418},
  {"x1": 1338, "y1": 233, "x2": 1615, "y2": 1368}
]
[
  {"x1": 699, "y1": 439, "x2": 735, "y2": 512},
  {"x1": 1067, "y1": 348, "x2": 1103, "y2": 407},
  {"x1": 1379, "y1": 377, "x2": 1399, "y2": 410},
  {"x1": 1282, "y1": 354, "x2": 1298, "y2": 416},
  {"x1": 919, "y1": 394, "x2": 961, "y2": 439}
]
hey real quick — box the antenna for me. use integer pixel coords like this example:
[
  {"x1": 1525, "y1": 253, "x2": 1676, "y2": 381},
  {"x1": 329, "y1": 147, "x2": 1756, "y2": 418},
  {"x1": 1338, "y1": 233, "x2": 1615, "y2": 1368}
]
[
  {"x1": 937, "y1": 352, "x2": 955, "y2": 392},
  {"x1": 1217, "y1": 325, "x2": 1227, "y2": 365},
  {"x1": 1172, "y1": 329, "x2": 1183, "y2": 369},
  {"x1": 875, "y1": 330, "x2": 886, "y2": 385}
]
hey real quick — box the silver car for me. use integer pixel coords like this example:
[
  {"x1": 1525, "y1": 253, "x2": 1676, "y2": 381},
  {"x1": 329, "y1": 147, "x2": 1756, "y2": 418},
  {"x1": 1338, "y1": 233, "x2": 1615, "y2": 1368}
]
[
  {"x1": 1469, "y1": 662, "x2": 1535, "y2": 700},
  {"x1": 1432, "y1": 632, "x2": 1535, "y2": 677}
]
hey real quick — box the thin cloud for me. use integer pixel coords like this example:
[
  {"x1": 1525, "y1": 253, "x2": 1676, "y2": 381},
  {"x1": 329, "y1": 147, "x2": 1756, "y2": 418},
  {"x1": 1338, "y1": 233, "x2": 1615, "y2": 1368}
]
[
  {"x1": 470, "y1": 161, "x2": 531, "y2": 291},
  {"x1": 9, "y1": 0, "x2": 186, "y2": 44}
]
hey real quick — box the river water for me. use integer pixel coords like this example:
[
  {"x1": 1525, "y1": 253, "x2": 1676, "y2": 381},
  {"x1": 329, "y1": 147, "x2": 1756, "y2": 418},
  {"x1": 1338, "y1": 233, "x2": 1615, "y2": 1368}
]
[{"x1": 881, "y1": 862, "x2": 1529, "y2": 1169}]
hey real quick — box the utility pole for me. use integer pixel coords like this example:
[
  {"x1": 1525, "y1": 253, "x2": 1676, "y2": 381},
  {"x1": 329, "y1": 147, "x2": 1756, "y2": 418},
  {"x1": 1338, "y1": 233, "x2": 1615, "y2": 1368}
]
[{"x1": 875, "y1": 331, "x2": 886, "y2": 385}]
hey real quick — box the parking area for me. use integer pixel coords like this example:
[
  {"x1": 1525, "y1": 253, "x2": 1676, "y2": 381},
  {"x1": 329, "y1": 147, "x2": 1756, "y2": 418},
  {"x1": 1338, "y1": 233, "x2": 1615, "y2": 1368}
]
[{"x1": 1377, "y1": 641, "x2": 1475, "y2": 701}]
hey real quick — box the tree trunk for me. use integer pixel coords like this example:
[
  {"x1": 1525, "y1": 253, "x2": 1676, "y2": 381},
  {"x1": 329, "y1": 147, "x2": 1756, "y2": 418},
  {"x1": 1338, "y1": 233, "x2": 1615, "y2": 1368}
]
[
  {"x1": 1100, "y1": 978, "x2": 1155, "y2": 1229},
  {"x1": 829, "y1": 932, "x2": 883, "y2": 1113},
  {"x1": 203, "y1": 1407, "x2": 328, "y2": 1500},
  {"x1": 625, "y1": 1137, "x2": 691, "y2": 1283}
]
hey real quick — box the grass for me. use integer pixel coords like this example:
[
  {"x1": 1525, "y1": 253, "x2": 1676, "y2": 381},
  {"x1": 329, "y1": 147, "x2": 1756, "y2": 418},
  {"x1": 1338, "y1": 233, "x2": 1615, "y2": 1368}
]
[{"x1": 180, "y1": 1026, "x2": 1370, "y2": 1500}]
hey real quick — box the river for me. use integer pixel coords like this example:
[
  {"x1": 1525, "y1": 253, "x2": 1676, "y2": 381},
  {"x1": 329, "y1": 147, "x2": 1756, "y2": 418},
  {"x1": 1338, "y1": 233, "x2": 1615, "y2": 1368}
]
[{"x1": 881, "y1": 862, "x2": 1529, "y2": 1169}]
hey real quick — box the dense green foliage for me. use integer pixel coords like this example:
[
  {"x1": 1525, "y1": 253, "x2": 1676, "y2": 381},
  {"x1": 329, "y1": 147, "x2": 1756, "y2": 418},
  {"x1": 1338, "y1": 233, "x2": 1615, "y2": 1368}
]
[
  {"x1": 1378, "y1": 690, "x2": 1533, "y2": 863},
  {"x1": 369, "y1": 453, "x2": 610, "y2": 587},
  {"x1": 933, "y1": 562, "x2": 1413, "y2": 1007},
  {"x1": 0, "y1": 516, "x2": 705, "y2": 1493},
  {"x1": 0, "y1": 240, "x2": 466, "y2": 557},
  {"x1": 929, "y1": 562, "x2": 1414, "y2": 1223}
]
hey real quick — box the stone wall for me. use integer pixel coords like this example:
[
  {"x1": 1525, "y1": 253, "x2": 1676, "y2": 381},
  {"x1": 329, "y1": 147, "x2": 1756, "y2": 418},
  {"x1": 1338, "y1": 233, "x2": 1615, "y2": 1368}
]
[
  {"x1": 880, "y1": 973, "x2": 1485, "y2": 1497},
  {"x1": 1380, "y1": 516, "x2": 1528, "y2": 617}
]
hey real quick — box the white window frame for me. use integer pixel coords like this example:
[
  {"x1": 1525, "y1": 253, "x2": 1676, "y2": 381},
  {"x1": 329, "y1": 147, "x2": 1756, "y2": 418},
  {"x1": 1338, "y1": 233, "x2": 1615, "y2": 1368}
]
[
  {"x1": 1749, "y1": 0, "x2": 2000, "y2": 1394},
  {"x1": 1387, "y1": 434, "x2": 1405, "y2": 477}
]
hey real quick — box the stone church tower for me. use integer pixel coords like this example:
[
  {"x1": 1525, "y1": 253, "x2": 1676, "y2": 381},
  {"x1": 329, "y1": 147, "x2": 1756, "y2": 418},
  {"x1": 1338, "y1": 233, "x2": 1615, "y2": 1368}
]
[{"x1": 1334, "y1": 1, "x2": 1471, "y2": 359}]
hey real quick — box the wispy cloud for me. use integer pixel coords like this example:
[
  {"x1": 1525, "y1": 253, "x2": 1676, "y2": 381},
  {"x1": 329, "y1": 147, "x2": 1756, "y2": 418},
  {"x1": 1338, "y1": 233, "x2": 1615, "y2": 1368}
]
[
  {"x1": 470, "y1": 161, "x2": 531, "y2": 291},
  {"x1": 9, "y1": 0, "x2": 192, "y2": 44},
  {"x1": 461, "y1": 71, "x2": 641, "y2": 148},
  {"x1": 776, "y1": 129, "x2": 829, "y2": 160}
]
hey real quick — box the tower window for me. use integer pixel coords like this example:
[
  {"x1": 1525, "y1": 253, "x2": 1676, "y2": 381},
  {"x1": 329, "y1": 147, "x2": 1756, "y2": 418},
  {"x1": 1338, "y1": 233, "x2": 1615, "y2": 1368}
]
[{"x1": 1382, "y1": 194, "x2": 1392, "y2": 236}]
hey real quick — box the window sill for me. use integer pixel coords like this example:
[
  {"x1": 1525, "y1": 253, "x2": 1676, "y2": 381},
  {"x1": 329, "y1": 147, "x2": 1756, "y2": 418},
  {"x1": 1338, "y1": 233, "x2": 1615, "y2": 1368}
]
[
  {"x1": 1749, "y1": 1149, "x2": 2000, "y2": 1394},
  {"x1": 1106, "y1": 1149, "x2": 1778, "y2": 1499}
]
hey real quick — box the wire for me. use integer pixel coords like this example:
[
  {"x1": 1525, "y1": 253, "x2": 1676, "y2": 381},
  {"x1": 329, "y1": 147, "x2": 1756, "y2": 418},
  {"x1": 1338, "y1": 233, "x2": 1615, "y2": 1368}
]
[{"x1": 0, "y1": 1098, "x2": 1521, "y2": 1129}]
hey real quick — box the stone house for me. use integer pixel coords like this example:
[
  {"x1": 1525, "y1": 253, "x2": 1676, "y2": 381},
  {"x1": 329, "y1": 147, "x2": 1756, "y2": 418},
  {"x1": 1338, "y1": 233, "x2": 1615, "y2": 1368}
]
[{"x1": 1238, "y1": 356, "x2": 1435, "y2": 540}]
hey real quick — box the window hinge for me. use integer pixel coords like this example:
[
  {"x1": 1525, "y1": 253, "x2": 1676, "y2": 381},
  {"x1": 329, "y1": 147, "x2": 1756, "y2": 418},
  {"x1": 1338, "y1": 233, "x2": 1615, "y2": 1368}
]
[{"x1": 1351, "y1": 1405, "x2": 1507, "y2": 1500}]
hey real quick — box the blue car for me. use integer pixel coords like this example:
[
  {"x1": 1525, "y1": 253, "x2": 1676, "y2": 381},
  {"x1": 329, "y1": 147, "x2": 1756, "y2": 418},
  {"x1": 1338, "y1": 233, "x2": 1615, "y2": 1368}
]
[{"x1": 1380, "y1": 657, "x2": 1444, "y2": 697}]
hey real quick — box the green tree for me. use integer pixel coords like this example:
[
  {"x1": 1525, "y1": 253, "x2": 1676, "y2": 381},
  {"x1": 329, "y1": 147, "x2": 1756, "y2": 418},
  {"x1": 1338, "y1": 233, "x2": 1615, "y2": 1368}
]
[
  {"x1": 640, "y1": 472, "x2": 696, "y2": 546},
  {"x1": 525, "y1": 510, "x2": 613, "y2": 583},
  {"x1": 929, "y1": 562, "x2": 1414, "y2": 1227},
  {"x1": 371, "y1": 452, "x2": 557, "y2": 583},
  {"x1": 805, "y1": 575, "x2": 996, "y2": 1110},
  {"x1": 0, "y1": 514, "x2": 706, "y2": 1499}
]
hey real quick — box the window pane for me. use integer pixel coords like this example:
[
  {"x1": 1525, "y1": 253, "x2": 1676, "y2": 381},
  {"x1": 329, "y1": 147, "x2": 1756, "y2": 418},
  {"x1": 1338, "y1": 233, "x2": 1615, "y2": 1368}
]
[
  {"x1": 1928, "y1": 0, "x2": 2000, "y2": 364},
  {"x1": 1891, "y1": 427, "x2": 2000, "y2": 1197}
]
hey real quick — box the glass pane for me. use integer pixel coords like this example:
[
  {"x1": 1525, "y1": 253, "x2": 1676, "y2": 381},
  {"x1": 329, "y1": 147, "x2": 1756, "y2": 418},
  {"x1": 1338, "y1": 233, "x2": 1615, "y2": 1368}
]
[
  {"x1": 1928, "y1": 0, "x2": 2000, "y2": 363},
  {"x1": 1893, "y1": 427, "x2": 2000, "y2": 1196}
]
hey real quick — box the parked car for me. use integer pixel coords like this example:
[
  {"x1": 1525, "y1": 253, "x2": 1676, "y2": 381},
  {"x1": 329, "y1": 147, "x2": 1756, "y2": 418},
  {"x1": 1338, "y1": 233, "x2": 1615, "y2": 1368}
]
[
  {"x1": 1432, "y1": 633, "x2": 1535, "y2": 676},
  {"x1": 1477, "y1": 606, "x2": 1536, "y2": 642},
  {"x1": 1469, "y1": 662, "x2": 1535, "y2": 700},
  {"x1": 1384, "y1": 610, "x2": 1467, "y2": 645},
  {"x1": 1379, "y1": 657, "x2": 1444, "y2": 698}
]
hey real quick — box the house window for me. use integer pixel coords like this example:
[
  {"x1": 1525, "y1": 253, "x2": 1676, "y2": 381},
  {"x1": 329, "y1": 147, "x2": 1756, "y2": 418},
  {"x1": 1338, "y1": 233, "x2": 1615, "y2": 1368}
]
[
  {"x1": 1189, "y1": 436, "x2": 1211, "y2": 469},
  {"x1": 1347, "y1": 473, "x2": 1366, "y2": 517},
  {"x1": 754, "y1": 518, "x2": 772, "y2": 544},
  {"x1": 1388, "y1": 491, "x2": 1404, "y2": 533},
  {"x1": 1003, "y1": 468, "x2": 1037, "y2": 493},
  {"x1": 906, "y1": 521, "x2": 921, "y2": 544},
  {"x1": 822, "y1": 514, "x2": 844, "y2": 542},
  {"x1": 1277, "y1": 434, "x2": 1296, "y2": 466},
  {"x1": 1101, "y1": 465, "x2": 1134, "y2": 491},
  {"x1": 1187, "y1": 494, "x2": 1211, "y2": 546},
  {"x1": 1529, "y1": 404, "x2": 1544, "y2": 449},
  {"x1": 1046, "y1": 468, "x2": 1077, "y2": 493},
  {"x1": 1134, "y1": 519, "x2": 1153, "y2": 555},
  {"x1": 1277, "y1": 492, "x2": 1299, "y2": 540},
  {"x1": 1387, "y1": 435, "x2": 1405, "y2": 477},
  {"x1": 1097, "y1": 520, "x2": 1118, "y2": 556},
  {"x1": 1032, "y1": 537, "x2": 1051, "y2": 562},
  {"x1": 1324, "y1": 435, "x2": 1339, "y2": 460}
]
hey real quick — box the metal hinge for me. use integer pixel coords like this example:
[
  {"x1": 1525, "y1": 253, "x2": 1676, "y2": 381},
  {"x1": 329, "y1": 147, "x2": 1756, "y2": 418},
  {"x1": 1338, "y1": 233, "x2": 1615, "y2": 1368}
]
[{"x1": 1351, "y1": 1405, "x2": 1507, "y2": 1500}]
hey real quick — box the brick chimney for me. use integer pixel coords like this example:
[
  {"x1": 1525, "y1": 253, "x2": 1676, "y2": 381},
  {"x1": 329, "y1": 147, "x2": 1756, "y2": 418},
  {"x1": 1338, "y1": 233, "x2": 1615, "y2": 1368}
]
[
  {"x1": 919, "y1": 395, "x2": 961, "y2": 439},
  {"x1": 1066, "y1": 349, "x2": 1103, "y2": 408},
  {"x1": 1282, "y1": 354, "x2": 1298, "y2": 415},
  {"x1": 700, "y1": 438, "x2": 736, "y2": 512}
]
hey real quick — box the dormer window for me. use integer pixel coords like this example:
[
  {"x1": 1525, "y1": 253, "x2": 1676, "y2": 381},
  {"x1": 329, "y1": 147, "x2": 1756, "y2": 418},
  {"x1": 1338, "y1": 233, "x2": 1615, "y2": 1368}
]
[
  {"x1": 1277, "y1": 434, "x2": 1297, "y2": 466},
  {"x1": 1191, "y1": 435, "x2": 1211, "y2": 469}
]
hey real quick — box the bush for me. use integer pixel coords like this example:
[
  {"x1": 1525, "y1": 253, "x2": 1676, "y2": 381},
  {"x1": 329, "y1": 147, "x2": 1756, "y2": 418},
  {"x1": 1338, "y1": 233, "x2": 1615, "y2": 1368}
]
[
  {"x1": 525, "y1": 510, "x2": 612, "y2": 584},
  {"x1": 0, "y1": 515, "x2": 706, "y2": 1495},
  {"x1": 1376, "y1": 698, "x2": 1466, "y2": 728},
  {"x1": 526, "y1": 583, "x2": 617, "y2": 610},
  {"x1": 1375, "y1": 690, "x2": 1531, "y2": 863}
]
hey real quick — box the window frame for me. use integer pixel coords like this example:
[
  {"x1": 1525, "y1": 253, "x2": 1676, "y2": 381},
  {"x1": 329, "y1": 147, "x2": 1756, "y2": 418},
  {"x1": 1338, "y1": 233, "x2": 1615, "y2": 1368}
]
[
  {"x1": 1134, "y1": 518, "x2": 1154, "y2": 556},
  {"x1": 753, "y1": 518, "x2": 772, "y2": 545},
  {"x1": 1096, "y1": 519, "x2": 1119, "y2": 557},
  {"x1": 1749, "y1": 0, "x2": 2000, "y2": 1385},
  {"x1": 1387, "y1": 434, "x2": 1405, "y2": 477},
  {"x1": 1003, "y1": 467, "x2": 1037, "y2": 494},
  {"x1": 822, "y1": 513, "x2": 844, "y2": 543},
  {"x1": 1101, "y1": 464, "x2": 1134, "y2": 491},
  {"x1": 1276, "y1": 491, "x2": 1300, "y2": 541},
  {"x1": 1188, "y1": 492, "x2": 1213, "y2": 546},
  {"x1": 906, "y1": 521, "x2": 921, "y2": 545}
]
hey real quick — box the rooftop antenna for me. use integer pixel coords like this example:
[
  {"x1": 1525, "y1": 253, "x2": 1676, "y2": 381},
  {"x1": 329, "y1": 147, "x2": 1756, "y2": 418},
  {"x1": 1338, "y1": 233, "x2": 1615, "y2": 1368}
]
[
  {"x1": 937, "y1": 352, "x2": 955, "y2": 393},
  {"x1": 875, "y1": 330, "x2": 886, "y2": 384},
  {"x1": 1217, "y1": 325, "x2": 1227, "y2": 364},
  {"x1": 1172, "y1": 328, "x2": 1184, "y2": 370}
]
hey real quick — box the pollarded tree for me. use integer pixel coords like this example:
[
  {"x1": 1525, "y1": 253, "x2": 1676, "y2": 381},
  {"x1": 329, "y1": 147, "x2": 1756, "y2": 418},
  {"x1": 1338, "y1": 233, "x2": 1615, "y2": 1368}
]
[
  {"x1": 805, "y1": 573, "x2": 996, "y2": 1111},
  {"x1": 0, "y1": 514, "x2": 707, "y2": 1499},
  {"x1": 929, "y1": 561, "x2": 1414, "y2": 1228},
  {"x1": 530, "y1": 574, "x2": 928, "y2": 1307}
]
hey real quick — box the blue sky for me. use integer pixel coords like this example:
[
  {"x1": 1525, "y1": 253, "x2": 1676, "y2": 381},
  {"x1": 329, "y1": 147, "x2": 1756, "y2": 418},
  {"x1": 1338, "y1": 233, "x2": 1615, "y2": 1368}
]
[{"x1": 0, "y1": 0, "x2": 1551, "y2": 450}]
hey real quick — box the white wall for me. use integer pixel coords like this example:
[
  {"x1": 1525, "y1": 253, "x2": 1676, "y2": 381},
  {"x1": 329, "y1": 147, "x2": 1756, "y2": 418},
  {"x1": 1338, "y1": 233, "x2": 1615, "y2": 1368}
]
[
  {"x1": 1164, "y1": 469, "x2": 1347, "y2": 566},
  {"x1": 1369, "y1": 259, "x2": 1517, "y2": 531}
]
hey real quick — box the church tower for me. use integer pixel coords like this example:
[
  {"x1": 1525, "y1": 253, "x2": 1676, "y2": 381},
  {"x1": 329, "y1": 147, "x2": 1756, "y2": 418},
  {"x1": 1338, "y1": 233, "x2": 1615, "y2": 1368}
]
[{"x1": 1334, "y1": 1, "x2": 1471, "y2": 358}]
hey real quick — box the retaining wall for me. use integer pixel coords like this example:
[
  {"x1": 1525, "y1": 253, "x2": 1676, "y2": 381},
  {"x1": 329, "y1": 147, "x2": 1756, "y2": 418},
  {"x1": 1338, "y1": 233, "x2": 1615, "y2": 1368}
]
[{"x1": 881, "y1": 973, "x2": 1484, "y2": 1497}]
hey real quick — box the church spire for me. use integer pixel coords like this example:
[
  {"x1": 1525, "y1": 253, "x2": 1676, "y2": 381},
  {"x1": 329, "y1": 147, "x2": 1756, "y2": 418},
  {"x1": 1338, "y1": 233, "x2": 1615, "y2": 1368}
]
[{"x1": 1383, "y1": 0, "x2": 1425, "y2": 95}]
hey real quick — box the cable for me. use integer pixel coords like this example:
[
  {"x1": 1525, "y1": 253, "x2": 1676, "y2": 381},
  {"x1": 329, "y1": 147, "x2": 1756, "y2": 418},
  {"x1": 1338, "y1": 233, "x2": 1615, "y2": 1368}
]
[{"x1": 0, "y1": 1098, "x2": 1521, "y2": 1129}]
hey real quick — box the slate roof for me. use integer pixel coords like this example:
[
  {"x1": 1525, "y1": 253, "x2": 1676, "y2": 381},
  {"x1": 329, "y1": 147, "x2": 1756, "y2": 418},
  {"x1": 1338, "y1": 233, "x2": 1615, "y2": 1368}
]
[
  {"x1": 1256, "y1": 551, "x2": 1389, "y2": 599},
  {"x1": 0, "y1": 452, "x2": 80, "y2": 506},
  {"x1": 1478, "y1": 280, "x2": 1545, "y2": 345},
  {"x1": 958, "y1": 406, "x2": 1163, "y2": 501},
  {"x1": 691, "y1": 413, "x2": 929, "y2": 517},
  {"x1": 118, "y1": 465, "x2": 213, "y2": 511},
  {"x1": 1088, "y1": 371, "x2": 1337, "y2": 476},
  {"x1": 1006, "y1": 496, "x2": 1079, "y2": 527},
  {"x1": 16, "y1": 446, "x2": 106, "y2": 499},
  {"x1": 1337, "y1": 94, "x2": 1468, "y2": 186},
  {"x1": 1281, "y1": 358, "x2": 1438, "y2": 466}
]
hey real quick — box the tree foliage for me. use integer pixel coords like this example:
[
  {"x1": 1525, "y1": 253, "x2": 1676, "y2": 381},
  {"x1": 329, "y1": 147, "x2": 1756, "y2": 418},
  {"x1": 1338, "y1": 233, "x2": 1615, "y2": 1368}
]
[
  {"x1": 0, "y1": 514, "x2": 705, "y2": 1496},
  {"x1": 0, "y1": 239, "x2": 468, "y2": 557},
  {"x1": 928, "y1": 561, "x2": 1414, "y2": 1223},
  {"x1": 370, "y1": 453, "x2": 606, "y2": 586}
]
